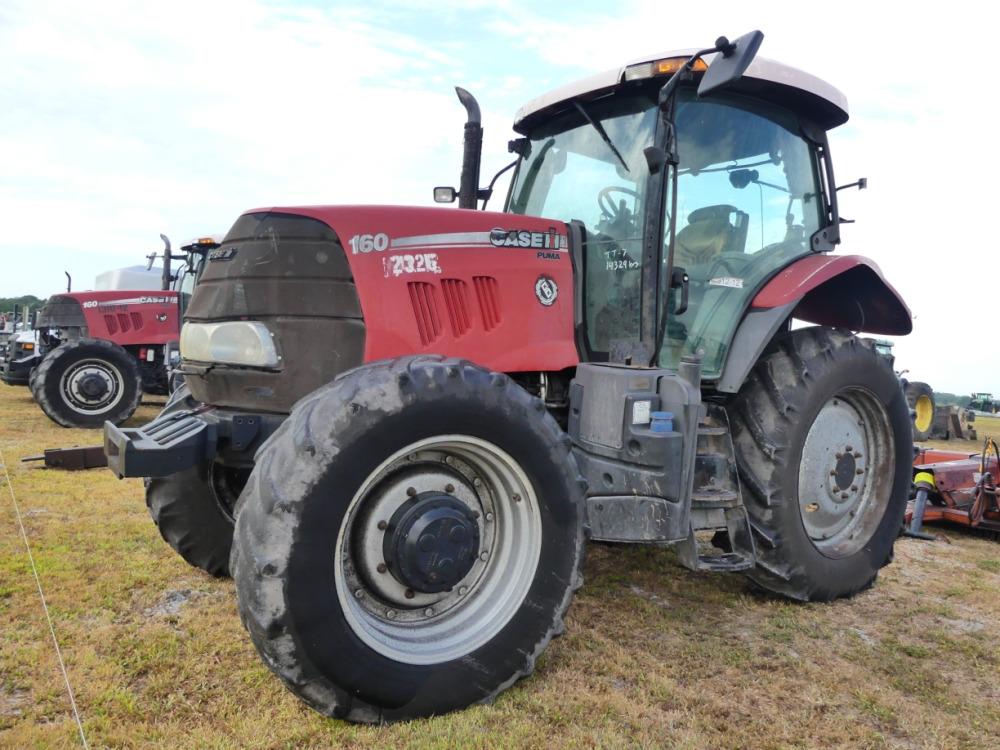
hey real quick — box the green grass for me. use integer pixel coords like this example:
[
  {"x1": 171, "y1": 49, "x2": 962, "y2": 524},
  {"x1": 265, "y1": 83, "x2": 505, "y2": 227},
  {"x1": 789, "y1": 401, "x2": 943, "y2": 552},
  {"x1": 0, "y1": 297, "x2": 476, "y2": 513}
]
[{"x1": 2, "y1": 386, "x2": 1000, "y2": 747}]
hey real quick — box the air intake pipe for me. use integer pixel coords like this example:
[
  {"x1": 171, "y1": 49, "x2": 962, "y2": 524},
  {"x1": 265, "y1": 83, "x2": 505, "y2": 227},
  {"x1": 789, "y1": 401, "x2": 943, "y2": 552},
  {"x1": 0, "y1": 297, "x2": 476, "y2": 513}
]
[
  {"x1": 159, "y1": 234, "x2": 172, "y2": 291},
  {"x1": 455, "y1": 87, "x2": 483, "y2": 210}
]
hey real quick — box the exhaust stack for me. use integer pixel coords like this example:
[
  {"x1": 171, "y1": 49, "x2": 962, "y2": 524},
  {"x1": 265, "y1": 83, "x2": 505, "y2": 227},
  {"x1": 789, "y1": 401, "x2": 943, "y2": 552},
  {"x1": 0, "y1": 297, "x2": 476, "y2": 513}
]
[{"x1": 455, "y1": 87, "x2": 483, "y2": 210}]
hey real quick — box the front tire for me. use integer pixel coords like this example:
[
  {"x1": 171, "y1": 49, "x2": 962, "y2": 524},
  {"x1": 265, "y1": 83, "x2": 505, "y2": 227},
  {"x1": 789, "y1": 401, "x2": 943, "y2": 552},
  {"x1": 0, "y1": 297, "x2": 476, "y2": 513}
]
[
  {"x1": 728, "y1": 328, "x2": 912, "y2": 602},
  {"x1": 232, "y1": 357, "x2": 585, "y2": 722},
  {"x1": 145, "y1": 384, "x2": 237, "y2": 578},
  {"x1": 31, "y1": 339, "x2": 142, "y2": 428}
]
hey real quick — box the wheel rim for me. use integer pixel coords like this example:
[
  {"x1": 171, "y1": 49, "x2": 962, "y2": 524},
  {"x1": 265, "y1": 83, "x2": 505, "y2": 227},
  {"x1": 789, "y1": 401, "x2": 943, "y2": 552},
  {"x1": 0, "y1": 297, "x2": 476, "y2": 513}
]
[
  {"x1": 59, "y1": 358, "x2": 125, "y2": 415},
  {"x1": 797, "y1": 388, "x2": 895, "y2": 558},
  {"x1": 914, "y1": 394, "x2": 933, "y2": 432},
  {"x1": 335, "y1": 435, "x2": 541, "y2": 665}
]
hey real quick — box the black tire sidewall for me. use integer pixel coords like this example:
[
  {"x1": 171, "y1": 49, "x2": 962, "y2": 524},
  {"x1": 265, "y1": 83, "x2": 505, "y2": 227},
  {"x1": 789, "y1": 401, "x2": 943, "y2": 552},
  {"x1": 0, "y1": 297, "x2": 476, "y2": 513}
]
[
  {"x1": 763, "y1": 340, "x2": 912, "y2": 597},
  {"x1": 145, "y1": 383, "x2": 234, "y2": 577},
  {"x1": 262, "y1": 364, "x2": 582, "y2": 719}
]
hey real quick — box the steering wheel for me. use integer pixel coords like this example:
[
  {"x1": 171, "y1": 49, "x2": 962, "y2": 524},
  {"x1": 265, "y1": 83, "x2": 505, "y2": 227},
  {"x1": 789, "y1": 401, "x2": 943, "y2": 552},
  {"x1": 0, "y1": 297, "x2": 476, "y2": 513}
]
[{"x1": 598, "y1": 186, "x2": 640, "y2": 221}]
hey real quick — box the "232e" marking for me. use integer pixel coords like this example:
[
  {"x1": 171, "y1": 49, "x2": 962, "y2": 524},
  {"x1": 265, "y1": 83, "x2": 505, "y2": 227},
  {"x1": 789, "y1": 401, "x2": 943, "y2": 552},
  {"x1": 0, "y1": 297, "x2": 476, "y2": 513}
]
[{"x1": 383, "y1": 253, "x2": 442, "y2": 277}]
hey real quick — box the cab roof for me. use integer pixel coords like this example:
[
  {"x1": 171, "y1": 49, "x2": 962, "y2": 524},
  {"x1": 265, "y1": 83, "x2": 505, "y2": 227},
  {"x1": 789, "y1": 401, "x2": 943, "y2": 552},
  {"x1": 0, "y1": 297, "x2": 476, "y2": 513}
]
[{"x1": 514, "y1": 49, "x2": 849, "y2": 133}]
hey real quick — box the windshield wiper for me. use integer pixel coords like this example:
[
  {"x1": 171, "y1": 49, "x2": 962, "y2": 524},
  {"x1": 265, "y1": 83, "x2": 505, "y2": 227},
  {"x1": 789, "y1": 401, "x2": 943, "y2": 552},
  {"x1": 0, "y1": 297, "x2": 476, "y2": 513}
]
[{"x1": 573, "y1": 101, "x2": 630, "y2": 174}]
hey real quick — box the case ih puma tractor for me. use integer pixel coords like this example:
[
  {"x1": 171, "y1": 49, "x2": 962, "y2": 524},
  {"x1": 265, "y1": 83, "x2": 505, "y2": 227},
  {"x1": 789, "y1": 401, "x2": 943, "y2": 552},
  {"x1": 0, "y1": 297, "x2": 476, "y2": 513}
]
[
  {"x1": 8, "y1": 237, "x2": 215, "y2": 428},
  {"x1": 105, "y1": 33, "x2": 913, "y2": 722}
]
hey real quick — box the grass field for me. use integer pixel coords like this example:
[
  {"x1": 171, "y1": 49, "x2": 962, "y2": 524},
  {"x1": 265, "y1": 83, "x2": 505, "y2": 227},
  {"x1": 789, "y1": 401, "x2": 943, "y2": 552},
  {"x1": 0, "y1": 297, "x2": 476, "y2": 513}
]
[{"x1": 2, "y1": 384, "x2": 999, "y2": 749}]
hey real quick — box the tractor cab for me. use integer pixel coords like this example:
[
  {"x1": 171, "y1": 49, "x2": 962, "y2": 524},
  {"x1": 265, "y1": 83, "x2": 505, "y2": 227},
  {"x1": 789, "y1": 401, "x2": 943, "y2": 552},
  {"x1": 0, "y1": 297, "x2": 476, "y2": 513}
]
[{"x1": 506, "y1": 47, "x2": 848, "y2": 376}]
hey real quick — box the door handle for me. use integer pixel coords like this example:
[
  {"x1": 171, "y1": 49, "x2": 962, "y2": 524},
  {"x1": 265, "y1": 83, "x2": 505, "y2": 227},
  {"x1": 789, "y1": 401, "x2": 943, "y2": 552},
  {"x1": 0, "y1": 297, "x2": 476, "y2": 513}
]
[{"x1": 671, "y1": 267, "x2": 690, "y2": 316}]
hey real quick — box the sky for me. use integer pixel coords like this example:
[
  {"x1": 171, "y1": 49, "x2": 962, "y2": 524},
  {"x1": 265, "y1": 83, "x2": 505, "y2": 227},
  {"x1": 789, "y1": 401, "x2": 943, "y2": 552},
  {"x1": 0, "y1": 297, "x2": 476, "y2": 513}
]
[{"x1": 1, "y1": 0, "x2": 998, "y2": 393}]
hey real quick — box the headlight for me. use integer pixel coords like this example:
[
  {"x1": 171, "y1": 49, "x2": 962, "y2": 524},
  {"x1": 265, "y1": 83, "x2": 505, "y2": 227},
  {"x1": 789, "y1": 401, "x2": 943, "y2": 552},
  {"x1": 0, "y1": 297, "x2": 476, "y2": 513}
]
[{"x1": 180, "y1": 321, "x2": 280, "y2": 368}]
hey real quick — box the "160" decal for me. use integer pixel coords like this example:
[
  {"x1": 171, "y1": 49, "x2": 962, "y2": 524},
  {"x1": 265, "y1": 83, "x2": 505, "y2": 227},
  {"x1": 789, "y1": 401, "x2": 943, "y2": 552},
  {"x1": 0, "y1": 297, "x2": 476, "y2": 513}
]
[{"x1": 349, "y1": 233, "x2": 390, "y2": 254}]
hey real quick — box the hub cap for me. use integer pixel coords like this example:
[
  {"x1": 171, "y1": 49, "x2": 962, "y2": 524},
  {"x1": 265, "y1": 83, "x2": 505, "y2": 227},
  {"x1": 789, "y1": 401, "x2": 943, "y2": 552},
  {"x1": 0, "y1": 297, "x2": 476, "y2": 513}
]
[
  {"x1": 59, "y1": 358, "x2": 125, "y2": 415},
  {"x1": 914, "y1": 394, "x2": 933, "y2": 433},
  {"x1": 797, "y1": 388, "x2": 895, "y2": 558},
  {"x1": 383, "y1": 492, "x2": 481, "y2": 593},
  {"x1": 336, "y1": 435, "x2": 541, "y2": 665}
]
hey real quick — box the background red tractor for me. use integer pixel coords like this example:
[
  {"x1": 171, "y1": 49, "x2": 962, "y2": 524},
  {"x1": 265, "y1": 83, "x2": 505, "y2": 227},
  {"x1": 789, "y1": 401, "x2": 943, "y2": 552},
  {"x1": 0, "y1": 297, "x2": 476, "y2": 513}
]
[
  {"x1": 5, "y1": 236, "x2": 216, "y2": 428},
  {"x1": 106, "y1": 32, "x2": 914, "y2": 721}
]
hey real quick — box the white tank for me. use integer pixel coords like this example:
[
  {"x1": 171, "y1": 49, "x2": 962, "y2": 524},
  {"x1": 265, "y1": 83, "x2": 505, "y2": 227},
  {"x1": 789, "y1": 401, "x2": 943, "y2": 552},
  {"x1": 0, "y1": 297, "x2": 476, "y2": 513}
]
[{"x1": 94, "y1": 266, "x2": 164, "y2": 291}]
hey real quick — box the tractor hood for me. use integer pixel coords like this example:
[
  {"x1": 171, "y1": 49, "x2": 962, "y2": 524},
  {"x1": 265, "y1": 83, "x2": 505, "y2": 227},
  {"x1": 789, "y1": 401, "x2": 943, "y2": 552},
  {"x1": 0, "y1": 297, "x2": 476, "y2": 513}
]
[
  {"x1": 273, "y1": 204, "x2": 577, "y2": 370},
  {"x1": 182, "y1": 205, "x2": 578, "y2": 412},
  {"x1": 36, "y1": 291, "x2": 179, "y2": 346}
]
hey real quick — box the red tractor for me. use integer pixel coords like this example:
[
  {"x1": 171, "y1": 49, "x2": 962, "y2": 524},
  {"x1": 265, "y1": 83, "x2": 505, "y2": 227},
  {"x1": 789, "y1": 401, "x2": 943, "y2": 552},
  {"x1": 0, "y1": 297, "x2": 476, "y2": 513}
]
[
  {"x1": 105, "y1": 33, "x2": 913, "y2": 722},
  {"x1": 14, "y1": 236, "x2": 215, "y2": 428}
]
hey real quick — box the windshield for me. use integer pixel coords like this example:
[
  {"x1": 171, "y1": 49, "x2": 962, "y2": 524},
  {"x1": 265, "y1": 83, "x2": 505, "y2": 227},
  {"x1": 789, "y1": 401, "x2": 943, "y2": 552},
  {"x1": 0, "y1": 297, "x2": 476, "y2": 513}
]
[
  {"x1": 507, "y1": 86, "x2": 824, "y2": 375},
  {"x1": 508, "y1": 92, "x2": 657, "y2": 352}
]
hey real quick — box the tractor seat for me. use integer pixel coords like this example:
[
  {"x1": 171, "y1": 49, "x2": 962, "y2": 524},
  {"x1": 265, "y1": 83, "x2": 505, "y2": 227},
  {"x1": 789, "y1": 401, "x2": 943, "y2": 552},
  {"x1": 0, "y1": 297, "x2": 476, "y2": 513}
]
[{"x1": 674, "y1": 205, "x2": 746, "y2": 270}]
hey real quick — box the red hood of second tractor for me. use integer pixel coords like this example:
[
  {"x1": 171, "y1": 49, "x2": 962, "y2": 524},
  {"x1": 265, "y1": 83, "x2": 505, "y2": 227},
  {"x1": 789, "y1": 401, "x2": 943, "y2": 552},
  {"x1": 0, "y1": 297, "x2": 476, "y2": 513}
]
[{"x1": 45, "y1": 290, "x2": 180, "y2": 346}]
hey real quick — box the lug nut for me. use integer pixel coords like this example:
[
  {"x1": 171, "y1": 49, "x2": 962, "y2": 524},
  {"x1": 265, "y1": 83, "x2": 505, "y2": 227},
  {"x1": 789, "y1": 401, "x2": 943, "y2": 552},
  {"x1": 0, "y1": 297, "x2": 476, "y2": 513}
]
[
  {"x1": 377, "y1": 520, "x2": 388, "y2": 531},
  {"x1": 458, "y1": 586, "x2": 469, "y2": 596},
  {"x1": 445, "y1": 456, "x2": 455, "y2": 465},
  {"x1": 485, "y1": 512, "x2": 494, "y2": 522},
  {"x1": 407, "y1": 486, "x2": 417, "y2": 497},
  {"x1": 445, "y1": 483, "x2": 455, "y2": 493},
  {"x1": 845, "y1": 445, "x2": 853, "y2": 452},
  {"x1": 479, "y1": 551, "x2": 489, "y2": 561},
  {"x1": 404, "y1": 589, "x2": 415, "y2": 599},
  {"x1": 385, "y1": 609, "x2": 397, "y2": 619},
  {"x1": 473, "y1": 477, "x2": 483, "y2": 488},
  {"x1": 354, "y1": 589, "x2": 364, "y2": 599},
  {"x1": 513, "y1": 493, "x2": 521, "y2": 503},
  {"x1": 377, "y1": 563, "x2": 388, "y2": 574},
  {"x1": 856, "y1": 468, "x2": 864, "y2": 475},
  {"x1": 850, "y1": 485, "x2": 857, "y2": 492},
  {"x1": 830, "y1": 470, "x2": 837, "y2": 476},
  {"x1": 424, "y1": 608, "x2": 434, "y2": 617}
]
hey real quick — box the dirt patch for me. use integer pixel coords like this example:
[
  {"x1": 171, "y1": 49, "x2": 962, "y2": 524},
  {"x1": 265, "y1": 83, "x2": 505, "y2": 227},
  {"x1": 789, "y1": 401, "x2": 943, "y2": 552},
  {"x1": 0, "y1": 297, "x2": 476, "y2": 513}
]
[
  {"x1": 0, "y1": 688, "x2": 30, "y2": 718},
  {"x1": 143, "y1": 588, "x2": 205, "y2": 618}
]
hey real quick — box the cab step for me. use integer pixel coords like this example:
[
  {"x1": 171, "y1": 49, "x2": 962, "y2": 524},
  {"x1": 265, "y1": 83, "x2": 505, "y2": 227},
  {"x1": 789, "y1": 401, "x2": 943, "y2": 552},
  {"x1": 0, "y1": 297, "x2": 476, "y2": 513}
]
[{"x1": 677, "y1": 406, "x2": 757, "y2": 573}]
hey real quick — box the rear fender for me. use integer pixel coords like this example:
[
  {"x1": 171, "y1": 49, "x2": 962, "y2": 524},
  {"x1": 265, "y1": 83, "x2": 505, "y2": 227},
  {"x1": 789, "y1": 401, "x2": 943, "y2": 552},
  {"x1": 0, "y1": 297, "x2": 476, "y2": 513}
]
[{"x1": 715, "y1": 254, "x2": 911, "y2": 393}]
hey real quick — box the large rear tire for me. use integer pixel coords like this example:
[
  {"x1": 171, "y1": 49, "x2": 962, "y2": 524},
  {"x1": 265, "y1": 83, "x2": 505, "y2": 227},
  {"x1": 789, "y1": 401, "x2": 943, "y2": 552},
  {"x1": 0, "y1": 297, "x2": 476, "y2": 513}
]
[
  {"x1": 728, "y1": 328, "x2": 912, "y2": 602},
  {"x1": 232, "y1": 356, "x2": 585, "y2": 722},
  {"x1": 31, "y1": 339, "x2": 142, "y2": 428},
  {"x1": 145, "y1": 383, "x2": 237, "y2": 578},
  {"x1": 904, "y1": 381, "x2": 935, "y2": 441}
]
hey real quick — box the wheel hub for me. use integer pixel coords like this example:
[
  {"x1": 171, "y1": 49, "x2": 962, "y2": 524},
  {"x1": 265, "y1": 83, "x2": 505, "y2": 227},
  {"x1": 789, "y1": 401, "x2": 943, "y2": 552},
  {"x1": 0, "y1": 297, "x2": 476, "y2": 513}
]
[
  {"x1": 77, "y1": 372, "x2": 109, "y2": 399},
  {"x1": 60, "y1": 359, "x2": 123, "y2": 414},
  {"x1": 384, "y1": 492, "x2": 480, "y2": 593},
  {"x1": 798, "y1": 390, "x2": 893, "y2": 558}
]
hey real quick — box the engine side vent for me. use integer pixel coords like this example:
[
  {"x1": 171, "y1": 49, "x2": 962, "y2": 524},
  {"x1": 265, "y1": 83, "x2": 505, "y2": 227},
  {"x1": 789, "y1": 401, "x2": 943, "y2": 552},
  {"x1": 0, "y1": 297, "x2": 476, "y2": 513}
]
[
  {"x1": 407, "y1": 282, "x2": 443, "y2": 345},
  {"x1": 117, "y1": 312, "x2": 132, "y2": 333},
  {"x1": 440, "y1": 279, "x2": 472, "y2": 337},
  {"x1": 104, "y1": 314, "x2": 119, "y2": 334},
  {"x1": 130, "y1": 312, "x2": 144, "y2": 330},
  {"x1": 473, "y1": 276, "x2": 502, "y2": 331}
]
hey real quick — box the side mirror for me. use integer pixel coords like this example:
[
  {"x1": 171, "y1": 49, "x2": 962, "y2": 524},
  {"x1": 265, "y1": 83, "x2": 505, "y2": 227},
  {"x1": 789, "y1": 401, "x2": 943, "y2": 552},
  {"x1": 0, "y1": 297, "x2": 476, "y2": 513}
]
[
  {"x1": 433, "y1": 186, "x2": 457, "y2": 204},
  {"x1": 698, "y1": 30, "x2": 765, "y2": 97},
  {"x1": 837, "y1": 177, "x2": 868, "y2": 192}
]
